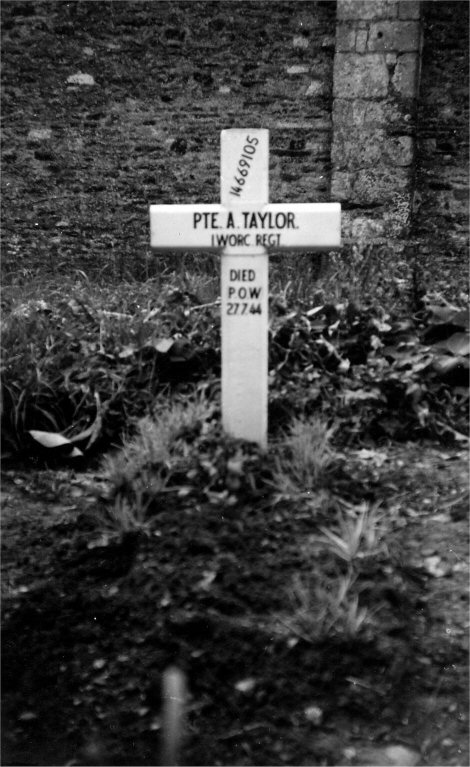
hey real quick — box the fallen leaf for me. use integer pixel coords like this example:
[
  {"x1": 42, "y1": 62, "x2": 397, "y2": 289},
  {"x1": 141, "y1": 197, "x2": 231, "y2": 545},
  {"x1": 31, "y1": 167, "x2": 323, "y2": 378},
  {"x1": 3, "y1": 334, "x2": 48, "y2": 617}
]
[
  {"x1": 66, "y1": 72, "x2": 96, "y2": 86},
  {"x1": 354, "y1": 448, "x2": 388, "y2": 467},
  {"x1": 28, "y1": 430, "x2": 83, "y2": 457},
  {"x1": 354, "y1": 744, "x2": 420, "y2": 766},
  {"x1": 154, "y1": 338, "x2": 174, "y2": 353},
  {"x1": 304, "y1": 704, "x2": 323, "y2": 725},
  {"x1": 18, "y1": 711, "x2": 38, "y2": 722},
  {"x1": 427, "y1": 304, "x2": 467, "y2": 326},
  {"x1": 234, "y1": 678, "x2": 256, "y2": 693},
  {"x1": 87, "y1": 534, "x2": 112, "y2": 550},
  {"x1": 433, "y1": 332, "x2": 470, "y2": 356},
  {"x1": 342, "y1": 388, "x2": 383, "y2": 404},
  {"x1": 196, "y1": 570, "x2": 217, "y2": 591},
  {"x1": 160, "y1": 591, "x2": 172, "y2": 607},
  {"x1": 27, "y1": 128, "x2": 52, "y2": 142},
  {"x1": 424, "y1": 555, "x2": 451, "y2": 578},
  {"x1": 118, "y1": 345, "x2": 137, "y2": 359}
]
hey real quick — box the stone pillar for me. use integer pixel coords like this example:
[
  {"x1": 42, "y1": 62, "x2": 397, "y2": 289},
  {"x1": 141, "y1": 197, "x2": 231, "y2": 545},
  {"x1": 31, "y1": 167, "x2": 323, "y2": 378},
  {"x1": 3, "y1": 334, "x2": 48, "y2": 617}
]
[{"x1": 331, "y1": 0, "x2": 422, "y2": 245}]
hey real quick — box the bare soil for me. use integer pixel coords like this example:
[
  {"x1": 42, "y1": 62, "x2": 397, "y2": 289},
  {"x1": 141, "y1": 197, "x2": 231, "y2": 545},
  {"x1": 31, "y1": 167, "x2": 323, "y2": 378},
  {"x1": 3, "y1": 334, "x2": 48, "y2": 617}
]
[{"x1": 1, "y1": 444, "x2": 468, "y2": 766}]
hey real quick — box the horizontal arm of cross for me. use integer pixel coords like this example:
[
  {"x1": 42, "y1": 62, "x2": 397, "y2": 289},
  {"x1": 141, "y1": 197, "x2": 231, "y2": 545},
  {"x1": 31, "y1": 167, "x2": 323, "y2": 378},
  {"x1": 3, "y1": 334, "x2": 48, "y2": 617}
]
[{"x1": 150, "y1": 203, "x2": 341, "y2": 252}]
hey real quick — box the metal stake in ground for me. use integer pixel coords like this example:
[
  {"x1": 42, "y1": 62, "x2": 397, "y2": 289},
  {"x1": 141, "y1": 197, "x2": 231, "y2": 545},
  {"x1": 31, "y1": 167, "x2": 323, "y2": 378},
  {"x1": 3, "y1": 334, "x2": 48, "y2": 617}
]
[{"x1": 150, "y1": 129, "x2": 341, "y2": 448}]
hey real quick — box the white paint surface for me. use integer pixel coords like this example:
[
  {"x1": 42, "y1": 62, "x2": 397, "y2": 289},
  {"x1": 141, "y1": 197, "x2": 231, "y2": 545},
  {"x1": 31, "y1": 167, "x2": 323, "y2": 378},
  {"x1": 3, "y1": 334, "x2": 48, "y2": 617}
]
[
  {"x1": 220, "y1": 129, "x2": 270, "y2": 447},
  {"x1": 149, "y1": 203, "x2": 341, "y2": 251},
  {"x1": 220, "y1": 129, "x2": 269, "y2": 208},
  {"x1": 221, "y1": 253, "x2": 268, "y2": 447},
  {"x1": 149, "y1": 128, "x2": 341, "y2": 448}
]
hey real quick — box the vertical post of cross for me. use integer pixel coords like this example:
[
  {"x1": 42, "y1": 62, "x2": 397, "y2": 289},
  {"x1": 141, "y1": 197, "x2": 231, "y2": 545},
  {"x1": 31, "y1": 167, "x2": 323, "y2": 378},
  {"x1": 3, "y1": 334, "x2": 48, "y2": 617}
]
[
  {"x1": 149, "y1": 129, "x2": 341, "y2": 450},
  {"x1": 220, "y1": 129, "x2": 269, "y2": 449}
]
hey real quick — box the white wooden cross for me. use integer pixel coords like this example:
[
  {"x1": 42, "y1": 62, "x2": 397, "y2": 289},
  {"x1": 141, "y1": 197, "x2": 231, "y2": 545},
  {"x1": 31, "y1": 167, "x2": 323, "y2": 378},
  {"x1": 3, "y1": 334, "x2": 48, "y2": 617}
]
[{"x1": 150, "y1": 129, "x2": 341, "y2": 448}]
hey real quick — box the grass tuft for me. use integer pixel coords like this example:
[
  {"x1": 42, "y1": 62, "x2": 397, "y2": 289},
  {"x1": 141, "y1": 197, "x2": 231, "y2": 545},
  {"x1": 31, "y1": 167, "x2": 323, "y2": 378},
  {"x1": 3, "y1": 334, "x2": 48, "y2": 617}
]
[
  {"x1": 278, "y1": 499, "x2": 392, "y2": 644},
  {"x1": 99, "y1": 394, "x2": 217, "y2": 527},
  {"x1": 314, "y1": 499, "x2": 388, "y2": 564},
  {"x1": 272, "y1": 416, "x2": 336, "y2": 500},
  {"x1": 282, "y1": 571, "x2": 374, "y2": 642}
]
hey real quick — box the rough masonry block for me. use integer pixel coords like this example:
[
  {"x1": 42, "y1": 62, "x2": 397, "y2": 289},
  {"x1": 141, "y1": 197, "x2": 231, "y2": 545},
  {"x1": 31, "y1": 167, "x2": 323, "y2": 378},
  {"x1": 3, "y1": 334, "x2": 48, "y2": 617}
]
[
  {"x1": 336, "y1": 24, "x2": 357, "y2": 52},
  {"x1": 333, "y1": 53, "x2": 389, "y2": 98},
  {"x1": 331, "y1": 171, "x2": 353, "y2": 201},
  {"x1": 382, "y1": 190, "x2": 413, "y2": 234},
  {"x1": 332, "y1": 128, "x2": 413, "y2": 171},
  {"x1": 392, "y1": 52, "x2": 420, "y2": 97},
  {"x1": 337, "y1": 0, "x2": 399, "y2": 21},
  {"x1": 332, "y1": 128, "x2": 387, "y2": 169},
  {"x1": 332, "y1": 168, "x2": 410, "y2": 206},
  {"x1": 333, "y1": 98, "x2": 404, "y2": 128},
  {"x1": 305, "y1": 79, "x2": 327, "y2": 97},
  {"x1": 355, "y1": 29, "x2": 370, "y2": 54},
  {"x1": 387, "y1": 135, "x2": 414, "y2": 166},
  {"x1": 367, "y1": 21, "x2": 421, "y2": 52},
  {"x1": 353, "y1": 166, "x2": 410, "y2": 203},
  {"x1": 352, "y1": 215, "x2": 387, "y2": 240},
  {"x1": 398, "y1": 1, "x2": 421, "y2": 20},
  {"x1": 332, "y1": 0, "x2": 422, "y2": 242},
  {"x1": 341, "y1": 209, "x2": 411, "y2": 241}
]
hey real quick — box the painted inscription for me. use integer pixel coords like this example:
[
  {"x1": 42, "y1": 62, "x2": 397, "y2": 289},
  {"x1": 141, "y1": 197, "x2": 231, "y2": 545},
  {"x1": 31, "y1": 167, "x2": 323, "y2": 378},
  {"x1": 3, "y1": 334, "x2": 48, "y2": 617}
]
[
  {"x1": 226, "y1": 268, "x2": 262, "y2": 315},
  {"x1": 193, "y1": 211, "x2": 297, "y2": 229},
  {"x1": 150, "y1": 203, "x2": 341, "y2": 251},
  {"x1": 192, "y1": 209, "x2": 298, "y2": 249},
  {"x1": 229, "y1": 135, "x2": 260, "y2": 198},
  {"x1": 150, "y1": 128, "x2": 341, "y2": 448}
]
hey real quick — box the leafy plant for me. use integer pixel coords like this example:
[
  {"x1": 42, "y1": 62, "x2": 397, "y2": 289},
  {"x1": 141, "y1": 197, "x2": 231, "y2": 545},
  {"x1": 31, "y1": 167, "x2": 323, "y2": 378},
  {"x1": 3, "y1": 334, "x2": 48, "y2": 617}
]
[
  {"x1": 1, "y1": 279, "x2": 221, "y2": 456},
  {"x1": 2, "y1": 273, "x2": 468, "y2": 461},
  {"x1": 314, "y1": 500, "x2": 388, "y2": 565},
  {"x1": 99, "y1": 493, "x2": 151, "y2": 535},
  {"x1": 96, "y1": 393, "x2": 283, "y2": 534},
  {"x1": 269, "y1": 291, "x2": 468, "y2": 443},
  {"x1": 271, "y1": 415, "x2": 337, "y2": 500},
  {"x1": 101, "y1": 394, "x2": 218, "y2": 513},
  {"x1": 281, "y1": 571, "x2": 374, "y2": 642},
  {"x1": 278, "y1": 498, "x2": 395, "y2": 644}
]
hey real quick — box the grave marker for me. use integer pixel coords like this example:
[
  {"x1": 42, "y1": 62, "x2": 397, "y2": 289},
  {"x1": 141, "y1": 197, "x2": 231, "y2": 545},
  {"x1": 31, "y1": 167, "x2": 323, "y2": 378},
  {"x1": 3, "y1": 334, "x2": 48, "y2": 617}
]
[{"x1": 150, "y1": 129, "x2": 341, "y2": 448}]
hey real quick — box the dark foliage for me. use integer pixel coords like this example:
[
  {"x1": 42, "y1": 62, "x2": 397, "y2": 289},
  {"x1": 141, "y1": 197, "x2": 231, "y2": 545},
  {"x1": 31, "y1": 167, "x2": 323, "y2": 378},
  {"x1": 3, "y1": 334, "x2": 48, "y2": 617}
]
[{"x1": 2, "y1": 286, "x2": 468, "y2": 462}]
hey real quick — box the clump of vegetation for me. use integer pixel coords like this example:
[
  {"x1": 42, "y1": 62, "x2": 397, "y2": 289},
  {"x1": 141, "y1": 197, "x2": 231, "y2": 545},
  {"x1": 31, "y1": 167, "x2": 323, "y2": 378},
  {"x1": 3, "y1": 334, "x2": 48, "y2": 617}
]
[
  {"x1": 99, "y1": 394, "x2": 218, "y2": 530},
  {"x1": 279, "y1": 500, "x2": 394, "y2": 643},
  {"x1": 269, "y1": 291, "x2": 469, "y2": 443},
  {"x1": 315, "y1": 499, "x2": 388, "y2": 565},
  {"x1": 96, "y1": 404, "x2": 401, "y2": 648},
  {"x1": 272, "y1": 416, "x2": 337, "y2": 500},
  {"x1": 1, "y1": 278, "x2": 220, "y2": 457},
  {"x1": 1, "y1": 270, "x2": 468, "y2": 461},
  {"x1": 102, "y1": 395, "x2": 218, "y2": 495},
  {"x1": 98, "y1": 394, "x2": 279, "y2": 534},
  {"x1": 284, "y1": 571, "x2": 374, "y2": 642},
  {"x1": 3, "y1": 272, "x2": 465, "y2": 767}
]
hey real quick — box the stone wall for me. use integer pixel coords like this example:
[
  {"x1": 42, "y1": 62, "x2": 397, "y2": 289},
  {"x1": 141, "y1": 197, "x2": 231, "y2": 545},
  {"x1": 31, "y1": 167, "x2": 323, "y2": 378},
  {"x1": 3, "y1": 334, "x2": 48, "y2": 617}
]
[
  {"x1": 0, "y1": 1, "x2": 337, "y2": 279},
  {"x1": 1, "y1": 1, "x2": 467, "y2": 284},
  {"x1": 412, "y1": 0, "x2": 469, "y2": 260},
  {"x1": 331, "y1": 0, "x2": 422, "y2": 245},
  {"x1": 330, "y1": 0, "x2": 468, "y2": 283}
]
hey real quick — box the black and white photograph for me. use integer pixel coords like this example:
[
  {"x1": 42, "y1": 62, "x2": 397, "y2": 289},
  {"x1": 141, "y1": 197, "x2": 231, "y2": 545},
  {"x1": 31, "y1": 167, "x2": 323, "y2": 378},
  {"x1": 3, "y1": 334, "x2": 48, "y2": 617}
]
[{"x1": 1, "y1": 1, "x2": 468, "y2": 765}]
